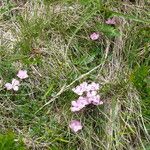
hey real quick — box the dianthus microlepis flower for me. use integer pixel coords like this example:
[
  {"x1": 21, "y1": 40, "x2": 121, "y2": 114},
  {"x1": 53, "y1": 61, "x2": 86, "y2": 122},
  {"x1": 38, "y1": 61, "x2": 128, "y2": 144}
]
[
  {"x1": 5, "y1": 79, "x2": 20, "y2": 91},
  {"x1": 105, "y1": 18, "x2": 116, "y2": 25},
  {"x1": 87, "y1": 93, "x2": 103, "y2": 105},
  {"x1": 17, "y1": 70, "x2": 28, "y2": 79},
  {"x1": 86, "y1": 82, "x2": 99, "y2": 91},
  {"x1": 90, "y1": 32, "x2": 100, "y2": 40},
  {"x1": 71, "y1": 96, "x2": 89, "y2": 112},
  {"x1": 72, "y1": 82, "x2": 88, "y2": 95},
  {"x1": 69, "y1": 120, "x2": 83, "y2": 133}
]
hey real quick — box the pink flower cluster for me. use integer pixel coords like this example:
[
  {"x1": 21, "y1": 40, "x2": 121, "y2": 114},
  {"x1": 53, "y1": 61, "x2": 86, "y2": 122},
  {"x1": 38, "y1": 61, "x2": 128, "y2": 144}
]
[
  {"x1": 69, "y1": 82, "x2": 103, "y2": 133},
  {"x1": 5, "y1": 70, "x2": 28, "y2": 91},
  {"x1": 71, "y1": 82, "x2": 103, "y2": 112}
]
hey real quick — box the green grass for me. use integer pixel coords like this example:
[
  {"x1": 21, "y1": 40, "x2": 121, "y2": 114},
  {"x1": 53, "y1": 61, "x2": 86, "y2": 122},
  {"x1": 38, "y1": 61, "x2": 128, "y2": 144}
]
[
  {"x1": 0, "y1": 132, "x2": 25, "y2": 150},
  {"x1": 0, "y1": 0, "x2": 150, "y2": 149}
]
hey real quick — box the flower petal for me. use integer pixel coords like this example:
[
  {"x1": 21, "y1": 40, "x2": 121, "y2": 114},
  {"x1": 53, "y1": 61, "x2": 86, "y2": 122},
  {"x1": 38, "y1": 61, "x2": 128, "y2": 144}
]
[
  {"x1": 69, "y1": 120, "x2": 83, "y2": 133},
  {"x1": 90, "y1": 32, "x2": 100, "y2": 40},
  {"x1": 17, "y1": 70, "x2": 28, "y2": 79},
  {"x1": 13, "y1": 86, "x2": 19, "y2": 91},
  {"x1": 12, "y1": 79, "x2": 20, "y2": 86},
  {"x1": 5, "y1": 83, "x2": 12, "y2": 90}
]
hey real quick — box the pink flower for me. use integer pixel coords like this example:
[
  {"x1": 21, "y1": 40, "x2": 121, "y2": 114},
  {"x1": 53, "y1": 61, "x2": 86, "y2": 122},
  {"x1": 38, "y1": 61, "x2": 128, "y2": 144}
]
[
  {"x1": 5, "y1": 79, "x2": 20, "y2": 91},
  {"x1": 90, "y1": 95, "x2": 103, "y2": 105},
  {"x1": 72, "y1": 86, "x2": 83, "y2": 96},
  {"x1": 86, "y1": 82, "x2": 99, "y2": 91},
  {"x1": 90, "y1": 32, "x2": 100, "y2": 40},
  {"x1": 69, "y1": 120, "x2": 83, "y2": 133},
  {"x1": 71, "y1": 101, "x2": 81, "y2": 112},
  {"x1": 105, "y1": 18, "x2": 116, "y2": 25},
  {"x1": 87, "y1": 93, "x2": 103, "y2": 105},
  {"x1": 80, "y1": 82, "x2": 88, "y2": 89},
  {"x1": 87, "y1": 91, "x2": 97, "y2": 97},
  {"x1": 17, "y1": 70, "x2": 28, "y2": 79},
  {"x1": 71, "y1": 96, "x2": 89, "y2": 112},
  {"x1": 77, "y1": 96, "x2": 89, "y2": 105},
  {"x1": 72, "y1": 82, "x2": 88, "y2": 95}
]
